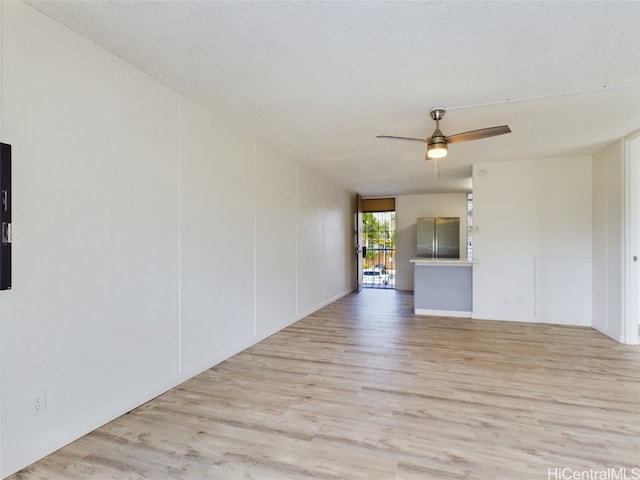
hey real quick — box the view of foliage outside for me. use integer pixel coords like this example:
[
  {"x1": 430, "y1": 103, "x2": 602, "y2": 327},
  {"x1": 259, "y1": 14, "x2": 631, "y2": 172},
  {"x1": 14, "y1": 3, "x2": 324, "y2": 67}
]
[{"x1": 362, "y1": 211, "x2": 396, "y2": 288}]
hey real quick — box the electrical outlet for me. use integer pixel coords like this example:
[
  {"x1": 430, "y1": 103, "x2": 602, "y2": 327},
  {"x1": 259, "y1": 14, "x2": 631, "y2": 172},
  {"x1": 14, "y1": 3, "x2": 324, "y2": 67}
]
[{"x1": 29, "y1": 389, "x2": 47, "y2": 416}]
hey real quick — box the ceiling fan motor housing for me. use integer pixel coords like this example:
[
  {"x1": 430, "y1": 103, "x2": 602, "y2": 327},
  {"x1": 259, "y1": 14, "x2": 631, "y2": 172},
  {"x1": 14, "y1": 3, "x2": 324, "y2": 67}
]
[{"x1": 429, "y1": 108, "x2": 446, "y2": 121}]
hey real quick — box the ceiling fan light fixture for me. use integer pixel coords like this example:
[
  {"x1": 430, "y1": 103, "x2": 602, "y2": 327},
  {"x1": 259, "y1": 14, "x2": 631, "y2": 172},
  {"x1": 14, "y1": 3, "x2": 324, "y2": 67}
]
[
  {"x1": 426, "y1": 141, "x2": 448, "y2": 159},
  {"x1": 378, "y1": 105, "x2": 511, "y2": 161}
]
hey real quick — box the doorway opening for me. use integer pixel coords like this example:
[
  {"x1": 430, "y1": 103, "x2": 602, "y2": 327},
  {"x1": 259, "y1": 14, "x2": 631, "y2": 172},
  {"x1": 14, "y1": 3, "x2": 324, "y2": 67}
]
[{"x1": 361, "y1": 198, "x2": 396, "y2": 289}]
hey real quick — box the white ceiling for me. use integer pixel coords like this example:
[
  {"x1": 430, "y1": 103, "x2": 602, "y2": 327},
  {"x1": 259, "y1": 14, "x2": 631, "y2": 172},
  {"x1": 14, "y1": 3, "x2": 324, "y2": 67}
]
[{"x1": 27, "y1": 0, "x2": 640, "y2": 196}]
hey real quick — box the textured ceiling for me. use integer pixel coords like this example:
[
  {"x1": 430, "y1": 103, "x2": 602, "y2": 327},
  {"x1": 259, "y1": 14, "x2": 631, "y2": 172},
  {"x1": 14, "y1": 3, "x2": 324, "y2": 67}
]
[{"x1": 27, "y1": 1, "x2": 640, "y2": 196}]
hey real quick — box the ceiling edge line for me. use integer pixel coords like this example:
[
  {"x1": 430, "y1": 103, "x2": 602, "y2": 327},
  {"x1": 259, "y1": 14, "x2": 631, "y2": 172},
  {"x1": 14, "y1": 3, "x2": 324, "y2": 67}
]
[{"x1": 447, "y1": 82, "x2": 640, "y2": 112}]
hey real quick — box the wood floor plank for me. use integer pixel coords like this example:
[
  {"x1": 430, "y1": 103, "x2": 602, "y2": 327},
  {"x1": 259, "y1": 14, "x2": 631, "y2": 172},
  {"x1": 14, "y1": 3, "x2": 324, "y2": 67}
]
[{"x1": 7, "y1": 289, "x2": 640, "y2": 479}]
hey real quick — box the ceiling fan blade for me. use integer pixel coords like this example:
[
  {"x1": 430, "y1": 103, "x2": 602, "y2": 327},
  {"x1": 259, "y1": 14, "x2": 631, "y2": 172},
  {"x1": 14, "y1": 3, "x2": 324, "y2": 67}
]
[
  {"x1": 376, "y1": 135, "x2": 427, "y2": 143},
  {"x1": 446, "y1": 125, "x2": 511, "y2": 144}
]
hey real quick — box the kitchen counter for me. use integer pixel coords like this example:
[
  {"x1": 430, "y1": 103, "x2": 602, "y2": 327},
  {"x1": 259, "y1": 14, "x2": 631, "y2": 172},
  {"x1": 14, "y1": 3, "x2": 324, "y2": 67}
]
[
  {"x1": 410, "y1": 259, "x2": 473, "y2": 317},
  {"x1": 410, "y1": 259, "x2": 473, "y2": 267}
]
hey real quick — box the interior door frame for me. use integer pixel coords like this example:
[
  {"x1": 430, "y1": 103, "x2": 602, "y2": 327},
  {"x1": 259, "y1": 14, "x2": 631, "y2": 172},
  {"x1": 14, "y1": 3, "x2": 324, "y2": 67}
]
[
  {"x1": 355, "y1": 194, "x2": 363, "y2": 292},
  {"x1": 623, "y1": 133, "x2": 639, "y2": 344}
]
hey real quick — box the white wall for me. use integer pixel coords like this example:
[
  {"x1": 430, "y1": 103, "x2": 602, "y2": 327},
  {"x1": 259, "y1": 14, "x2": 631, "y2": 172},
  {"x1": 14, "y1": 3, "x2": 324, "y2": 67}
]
[
  {"x1": 396, "y1": 193, "x2": 468, "y2": 291},
  {"x1": 0, "y1": 3, "x2": 354, "y2": 477},
  {"x1": 255, "y1": 140, "x2": 298, "y2": 339},
  {"x1": 322, "y1": 180, "x2": 354, "y2": 305},
  {"x1": 296, "y1": 161, "x2": 354, "y2": 318},
  {"x1": 628, "y1": 134, "x2": 640, "y2": 338},
  {"x1": 591, "y1": 135, "x2": 640, "y2": 344},
  {"x1": 592, "y1": 140, "x2": 624, "y2": 340},
  {"x1": 179, "y1": 98, "x2": 257, "y2": 375},
  {"x1": 472, "y1": 156, "x2": 592, "y2": 325}
]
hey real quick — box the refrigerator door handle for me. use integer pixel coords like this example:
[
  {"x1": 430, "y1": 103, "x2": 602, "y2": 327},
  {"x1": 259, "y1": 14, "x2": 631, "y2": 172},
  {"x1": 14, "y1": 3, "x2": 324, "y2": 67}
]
[{"x1": 434, "y1": 232, "x2": 438, "y2": 259}]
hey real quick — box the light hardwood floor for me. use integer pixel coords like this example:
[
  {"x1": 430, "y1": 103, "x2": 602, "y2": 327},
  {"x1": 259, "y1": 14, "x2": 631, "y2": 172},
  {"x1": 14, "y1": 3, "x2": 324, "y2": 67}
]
[{"x1": 8, "y1": 289, "x2": 640, "y2": 479}]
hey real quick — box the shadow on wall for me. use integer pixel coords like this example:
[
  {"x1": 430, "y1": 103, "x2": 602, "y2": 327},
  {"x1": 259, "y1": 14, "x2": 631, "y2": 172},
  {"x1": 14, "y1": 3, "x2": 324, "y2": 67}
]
[{"x1": 402, "y1": 224, "x2": 417, "y2": 257}]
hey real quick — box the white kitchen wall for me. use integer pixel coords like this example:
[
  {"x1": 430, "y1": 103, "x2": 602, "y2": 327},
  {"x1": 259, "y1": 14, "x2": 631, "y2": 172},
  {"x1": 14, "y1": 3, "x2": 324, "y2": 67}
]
[
  {"x1": 0, "y1": 3, "x2": 354, "y2": 477},
  {"x1": 472, "y1": 156, "x2": 592, "y2": 325},
  {"x1": 396, "y1": 193, "x2": 468, "y2": 291}
]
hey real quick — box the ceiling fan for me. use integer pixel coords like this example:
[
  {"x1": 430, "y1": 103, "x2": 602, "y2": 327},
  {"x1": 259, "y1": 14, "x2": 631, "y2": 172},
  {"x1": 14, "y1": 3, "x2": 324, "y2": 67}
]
[{"x1": 377, "y1": 107, "x2": 511, "y2": 160}]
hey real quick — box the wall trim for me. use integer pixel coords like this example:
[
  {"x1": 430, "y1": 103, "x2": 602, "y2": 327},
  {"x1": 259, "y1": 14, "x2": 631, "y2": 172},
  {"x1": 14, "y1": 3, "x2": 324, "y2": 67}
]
[
  {"x1": 415, "y1": 308, "x2": 471, "y2": 318},
  {"x1": 472, "y1": 312, "x2": 589, "y2": 326}
]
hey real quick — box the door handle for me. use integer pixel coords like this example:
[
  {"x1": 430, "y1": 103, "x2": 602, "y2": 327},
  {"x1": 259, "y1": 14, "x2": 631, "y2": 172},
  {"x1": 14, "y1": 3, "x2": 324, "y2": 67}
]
[{"x1": 1, "y1": 223, "x2": 10, "y2": 244}]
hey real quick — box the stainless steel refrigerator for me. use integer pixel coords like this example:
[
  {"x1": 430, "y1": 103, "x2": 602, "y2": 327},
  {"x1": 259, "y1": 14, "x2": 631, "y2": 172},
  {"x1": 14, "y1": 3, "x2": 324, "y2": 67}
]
[{"x1": 416, "y1": 217, "x2": 460, "y2": 259}]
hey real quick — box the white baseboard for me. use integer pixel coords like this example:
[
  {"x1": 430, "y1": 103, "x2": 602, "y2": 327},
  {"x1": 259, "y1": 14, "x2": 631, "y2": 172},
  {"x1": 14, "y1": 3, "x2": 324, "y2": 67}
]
[
  {"x1": 471, "y1": 312, "x2": 590, "y2": 327},
  {"x1": 415, "y1": 308, "x2": 472, "y2": 318}
]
